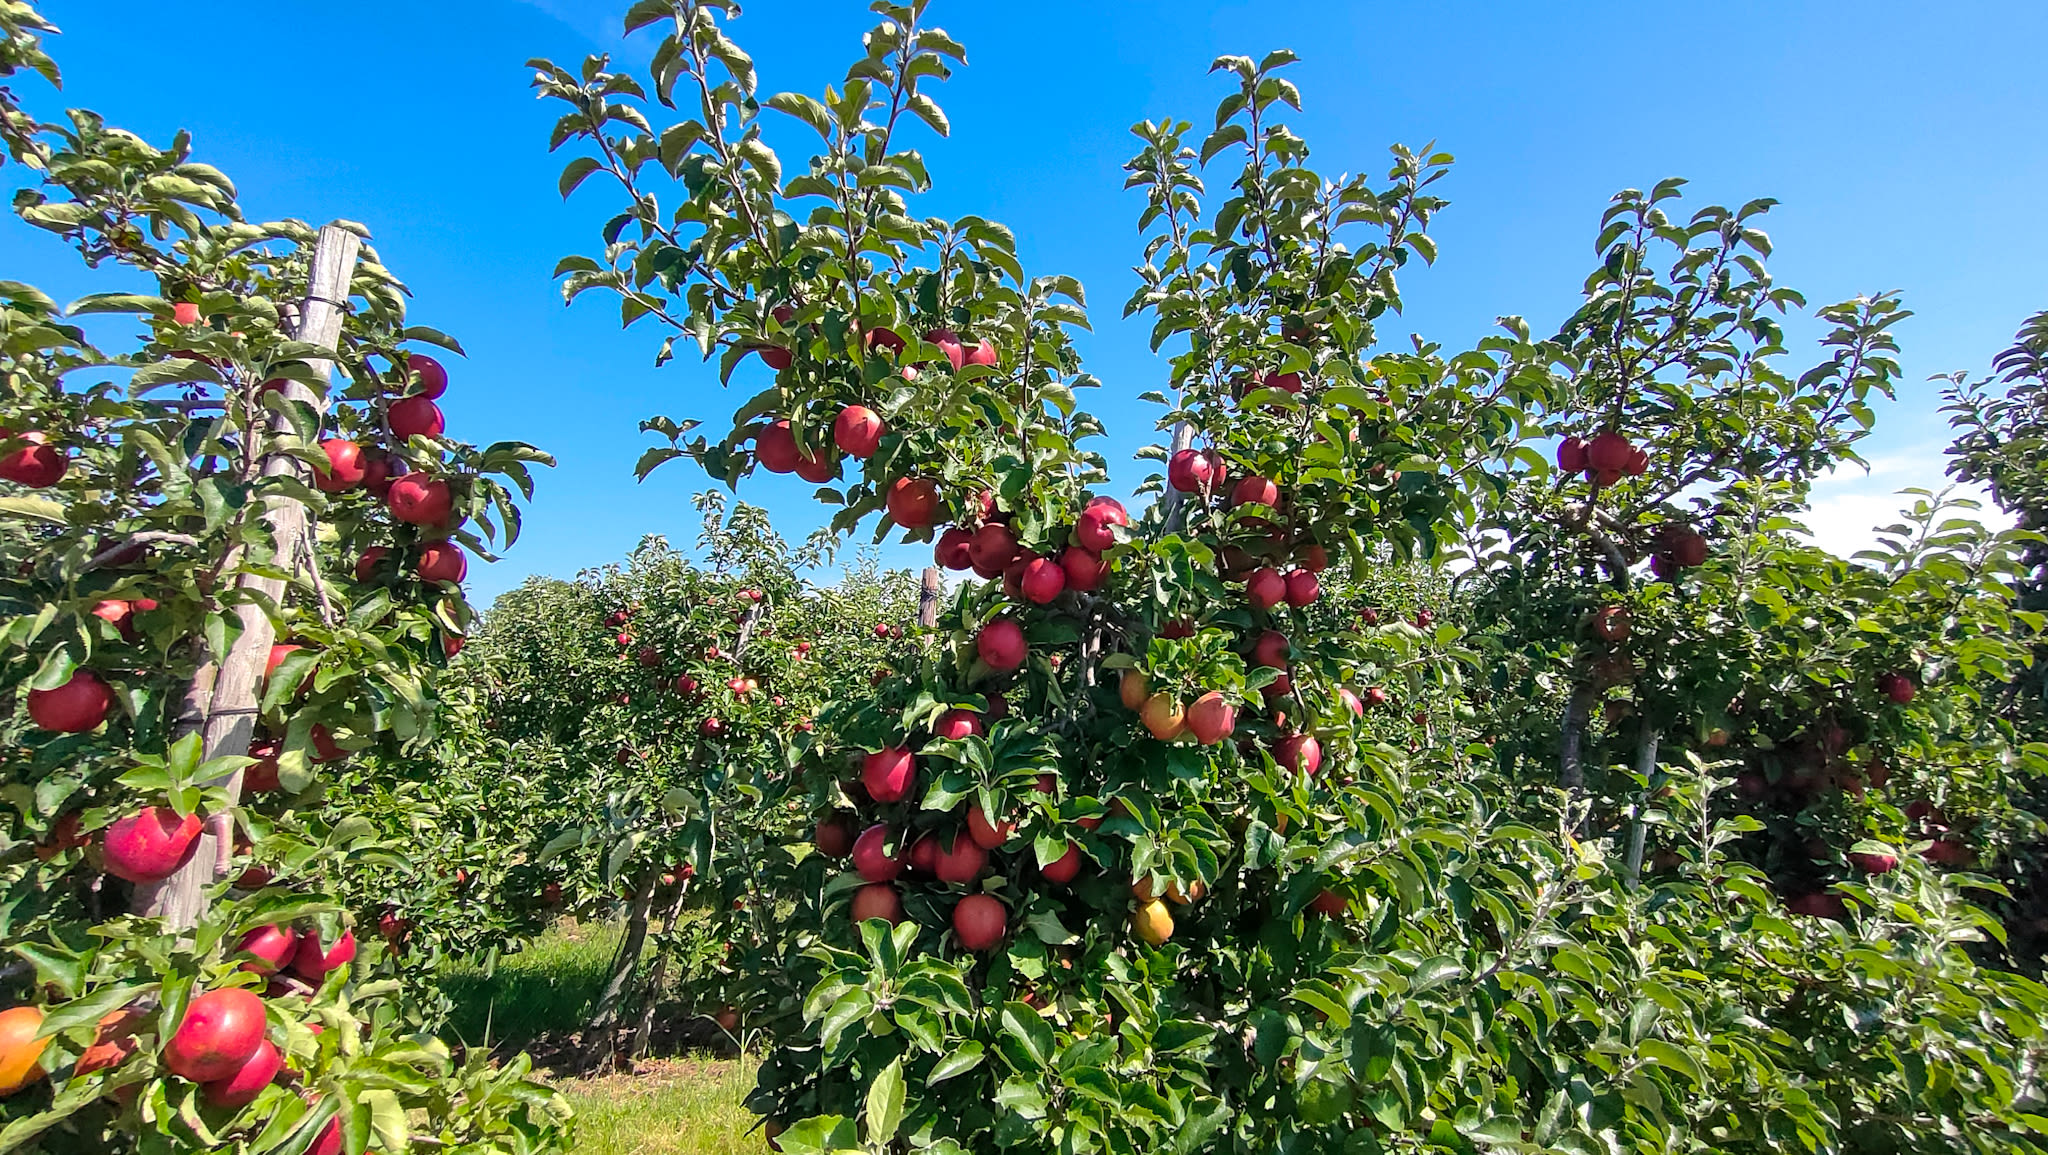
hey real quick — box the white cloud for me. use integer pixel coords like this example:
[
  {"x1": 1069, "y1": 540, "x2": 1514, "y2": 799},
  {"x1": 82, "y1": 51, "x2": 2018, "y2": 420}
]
[{"x1": 1798, "y1": 442, "x2": 2014, "y2": 559}]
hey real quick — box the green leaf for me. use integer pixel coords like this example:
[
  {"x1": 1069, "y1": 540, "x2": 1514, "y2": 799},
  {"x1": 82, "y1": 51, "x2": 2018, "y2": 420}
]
[
  {"x1": 999, "y1": 1001, "x2": 1054, "y2": 1068},
  {"x1": 928, "y1": 1042, "x2": 985, "y2": 1084},
  {"x1": 863, "y1": 1057, "x2": 905, "y2": 1141},
  {"x1": 1636, "y1": 1038, "x2": 1705, "y2": 1086}
]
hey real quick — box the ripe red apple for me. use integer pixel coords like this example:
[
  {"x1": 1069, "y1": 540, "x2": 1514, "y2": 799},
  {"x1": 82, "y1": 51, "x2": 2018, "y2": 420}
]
[
  {"x1": 755, "y1": 420, "x2": 800, "y2": 474},
  {"x1": 1660, "y1": 525, "x2": 1708, "y2": 568},
  {"x1": 1337, "y1": 688, "x2": 1364, "y2": 717},
  {"x1": 885, "y1": 477, "x2": 940, "y2": 528},
  {"x1": 976, "y1": 618, "x2": 1027, "y2": 671},
  {"x1": 851, "y1": 882, "x2": 903, "y2": 925},
  {"x1": 935, "y1": 527, "x2": 974, "y2": 570},
  {"x1": 852, "y1": 824, "x2": 902, "y2": 881},
  {"x1": 1246, "y1": 567, "x2": 1286, "y2": 610},
  {"x1": 925, "y1": 328, "x2": 967, "y2": 370},
  {"x1": 1040, "y1": 843, "x2": 1082, "y2": 885},
  {"x1": 794, "y1": 448, "x2": 838, "y2": 483},
  {"x1": 1185, "y1": 691, "x2": 1236, "y2": 745},
  {"x1": 241, "y1": 739, "x2": 283, "y2": 792},
  {"x1": 314, "y1": 439, "x2": 367, "y2": 492},
  {"x1": 757, "y1": 344, "x2": 793, "y2": 371},
  {"x1": 352, "y1": 546, "x2": 388, "y2": 583},
  {"x1": 1308, "y1": 890, "x2": 1346, "y2": 918},
  {"x1": 73, "y1": 1006, "x2": 146, "y2": 1077},
  {"x1": 1297, "y1": 543, "x2": 1328, "y2": 573},
  {"x1": 814, "y1": 815, "x2": 855, "y2": 858},
  {"x1": 386, "y1": 475, "x2": 453, "y2": 525},
  {"x1": 1059, "y1": 546, "x2": 1105, "y2": 592},
  {"x1": 1251, "y1": 630, "x2": 1290, "y2": 669},
  {"x1": 699, "y1": 716, "x2": 726, "y2": 738},
  {"x1": 103, "y1": 806, "x2": 202, "y2": 882},
  {"x1": 404, "y1": 352, "x2": 449, "y2": 398},
  {"x1": 952, "y1": 894, "x2": 1006, "y2": 951},
  {"x1": 28, "y1": 668, "x2": 113, "y2": 732},
  {"x1": 862, "y1": 746, "x2": 918, "y2": 803},
  {"x1": 864, "y1": 327, "x2": 906, "y2": 356},
  {"x1": 1786, "y1": 893, "x2": 1848, "y2": 919},
  {"x1": 1556, "y1": 436, "x2": 1588, "y2": 474},
  {"x1": 1921, "y1": 839, "x2": 1972, "y2": 866},
  {"x1": 1167, "y1": 448, "x2": 1219, "y2": 493},
  {"x1": 1364, "y1": 686, "x2": 1389, "y2": 709},
  {"x1": 964, "y1": 338, "x2": 998, "y2": 368},
  {"x1": 933, "y1": 830, "x2": 988, "y2": 884},
  {"x1": 163, "y1": 988, "x2": 267, "y2": 1083},
  {"x1": 968, "y1": 523, "x2": 1019, "y2": 574},
  {"x1": 201, "y1": 1037, "x2": 280, "y2": 1109},
  {"x1": 1585, "y1": 431, "x2": 1632, "y2": 474},
  {"x1": 1229, "y1": 475, "x2": 1280, "y2": 509},
  {"x1": 1261, "y1": 370, "x2": 1303, "y2": 395},
  {"x1": 172, "y1": 301, "x2": 201, "y2": 326},
  {"x1": 1020, "y1": 557, "x2": 1066, "y2": 604},
  {"x1": 1877, "y1": 672, "x2": 1916, "y2": 704},
  {"x1": 967, "y1": 806, "x2": 1013, "y2": 850},
  {"x1": 1160, "y1": 618, "x2": 1195, "y2": 639},
  {"x1": 1283, "y1": 569, "x2": 1319, "y2": 608},
  {"x1": 237, "y1": 925, "x2": 299, "y2": 975},
  {"x1": 1276, "y1": 733, "x2": 1322, "y2": 775},
  {"x1": 0, "y1": 430, "x2": 67, "y2": 488},
  {"x1": 1847, "y1": 850, "x2": 1898, "y2": 875},
  {"x1": 1074, "y1": 497, "x2": 1129, "y2": 552},
  {"x1": 934, "y1": 709, "x2": 983, "y2": 741},
  {"x1": 388, "y1": 396, "x2": 445, "y2": 440},
  {"x1": 290, "y1": 930, "x2": 357, "y2": 980},
  {"x1": 90, "y1": 598, "x2": 136, "y2": 640},
  {"x1": 1141, "y1": 692, "x2": 1186, "y2": 740},
  {"x1": 415, "y1": 541, "x2": 467, "y2": 584}
]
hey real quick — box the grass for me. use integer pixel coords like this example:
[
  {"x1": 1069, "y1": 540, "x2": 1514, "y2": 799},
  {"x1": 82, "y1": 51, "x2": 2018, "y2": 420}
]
[
  {"x1": 437, "y1": 919, "x2": 621, "y2": 1050},
  {"x1": 558, "y1": 1058, "x2": 769, "y2": 1155}
]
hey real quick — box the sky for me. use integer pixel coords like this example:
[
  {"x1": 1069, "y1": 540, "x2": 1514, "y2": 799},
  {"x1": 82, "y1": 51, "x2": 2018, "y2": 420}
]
[{"x1": 6, "y1": 0, "x2": 2044, "y2": 601}]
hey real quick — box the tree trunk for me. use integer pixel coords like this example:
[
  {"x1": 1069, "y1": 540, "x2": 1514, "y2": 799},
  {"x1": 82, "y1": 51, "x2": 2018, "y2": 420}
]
[
  {"x1": 582, "y1": 873, "x2": 657, "y2": 1071},
  {"x1": 1624, "y1": 727, "x2": 1660, "y2": 886},
  {"x1": 628, "y1": 880, "x2": 693, "y2": 1059},
  {"x1": 1558, "y1": 681, "x2": 1597, "y2": 793},
  {"x1": 135, "y1": 225, "x2": 361, "y2": 928}
]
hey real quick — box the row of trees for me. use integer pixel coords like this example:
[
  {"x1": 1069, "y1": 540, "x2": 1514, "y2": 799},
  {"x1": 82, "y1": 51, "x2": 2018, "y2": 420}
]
[{"x1": 532, "y1": 2, "x2": 2048, "y2": 1153}]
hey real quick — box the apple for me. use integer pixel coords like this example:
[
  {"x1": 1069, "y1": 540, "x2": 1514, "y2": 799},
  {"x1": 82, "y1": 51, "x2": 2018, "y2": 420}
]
[
  {"x1": 1020, "y1": 557, "x2": 1066, "y2": 604},
  {"x1": 1229, "y1": 475, "x2": 1279, "y2": 509},
  {"x1": 310, "y1": 1118, "x2": 343, "y2": 1155},
  {"x1": 1659, "y1": 524, "x2": 1708, "y2": 567},
  {"x1": 967, "y1": 806, "x2": 1013, "y2": 850},
  {"x1": 1283, "y1": 570, "x2": 1320, "y2": 608},
  {"x1": 1585, "y1": 431, "x2": 1632, "y2": 474},
  {"x1": 353, "y1": 546, "x2": 388, "y2": 583},
  {"x1": 90, "y1": 598, "x2": 137, "y2": 641},
  {"x1": 1308, "y1": 890, "x2": 1347, "y2": 918},
  {"x1": 851, "y1": 882, "x2": 903, "y2": 925},
  {"x1": 1877, "y1": 672, "x2": 1916, "y2": 703},
  {"x1": 952, "y1": 894, "x2": 1006, "y2": 951},
  {"x1": 1140, "y1": 692, "x2": 1186, "y2": 740},
  {"x1": 933, "y1": 830, "x2": 988, "y2": 884},
  {"x1": 171, "y1": 301, "x2": 201, "y2": 326},
  {"x1": 388, "y1": 396, "x2": 444, "y2": 440},
  {"x1": 924, "y1": 328, "x2": 967, "y2": 370},
  {"x1": 1590, "y1": 605, "x2": 1631, "y2": 642},
  {"x1": 386, "y1": 474, "x2": 453, "y2": 525},
  {"x1": 163, "y1": 988, "x2": 267, "y2": 1083},
  {"x1": 907, "y1": 834, "x2": 940, "y2": 875},
  {"x1": 793, "y1": 449, "x2": 838, "y2": 483},
  {"x1": 415, "y1": 541, "x2": 467, "y2": 584},
  {"x1": 976, "y1": 618, "x2": 1027, "y2": 671},
  {"x1": 290, "y1": 930, "x2": 357, "y2": 980},
  {"x1": 934, "y1": 709, "x2": 983, "y2": 741},
  {"x1": 968, "y1": 523, "x2": 1019, "y2": 574},
  {"x1": 1160, "y1": 618, "x2": 1196, "y2": 639},
  {"x1": 0, "y1": 430, "x2": 67, "y2": 488},
  {"x1": 1848, "y1": 850, "x2": 1898, "y2": 875},
  {"x1": 73, "y1": 1006, "x2": 146, "y2": 1077},
  {"x1": 1132, "y1": 898, "x2": 1174, "y2": 946},
  {"x1": 1246, "y1": 567, "x2": 1285, "y2": 610},
  {"x1": 237, "y1": 924, "x2": 300, "y2": 977},
  {"x1": 757, "y1": 344, "x2": 793, "y2": 370},
  {"x1": 400, "y1": 351, "x2": 450, "y2": 398},
  {"x1": 1167, "y1": 448, "x2": 1220, "y2": 493},
  {"x1": 864, "y1": 327, "x2": 906, "y2": 356},
  {"x1": 28, "y1": 668, "x2": 113, "y2": 732},
  {"x1": 885, "y1": 477, "x2": 941, "y2": 528},
  {"x1": 1185, "y1": 691, "x2": 1236, "y2": 745},
  {"x1": 1074, "y1": 497, "x2": 1129, "y2": 552},
  {"x1": 755, "y1": 420, "x2": 800, "y2": 474},
  {"x1": 1251, "y1": 630, "x2": 1290, "y2": 669},
  {"x1": 1921, "y1": 839, "x2": 1972, "y2": 866},
  {"x1": 1338, "y1": 688, "x2": 1364, "y2": 718},
  {"x1": 1059, "y1": 546, "x2": 1106, "y2": 592},
  {"x1": 964, "y1": 338, "x2": 999, "y2": 368},
  {"x1": 1261, "y1": 370, "x2": 1302, "y2": 395},
  {"x1": 1277, "y1": 733, "x2": 1322, "y2": 776},
  {"x1": 935, "y1": 527, "x2": 974, "y2": 570},
  {"x1": 856, "y1": 827, "x2": 905, "y2": 880},
  {"x1": 1786, "y1": 893, "x2": 1847, "y2": 919},
  {"x1": 862, "y1": 747, "x2": 917, "y2": 803},
  {"x1": 1297, "y1": 543, "x2": 1328, "y2": 573},
  {"x1": 699, "y1": 716, "x2": 726, "y2": 738},
  {"x1": 1262, "y1": 672, "x2": 1293, "y2": 699},
  {"x1": 313, "y1": 439, "x2": 367, "y2": 492},
  {"x1": 1118, "y1": 670, "x2": 1150, "y2": 711},
  {"x1": 714, "y1": 1007, "x2": 740, "y2": 1034},
  {"x1": 1040, "y1": 843, "x2": 1082, "y2": 885},
  {"x1": 1556, "y1": 435, "x2": 1588, "y2": 473},
  {"x1": 103, "y1": 806, "x2": 202, "y2": 883},
  {"x1": 201, "y1": 1038, "x2": 280, "y2": 1109}
]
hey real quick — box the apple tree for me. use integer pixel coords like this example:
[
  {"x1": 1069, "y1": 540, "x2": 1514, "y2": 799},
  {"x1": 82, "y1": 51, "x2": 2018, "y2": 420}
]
[
  {"x1": 0, "y1": 7, "x2": 569, "y2": 1152},
  {"x1": 540, "y1": 2, "x2": 2048, "y2": 1152}
]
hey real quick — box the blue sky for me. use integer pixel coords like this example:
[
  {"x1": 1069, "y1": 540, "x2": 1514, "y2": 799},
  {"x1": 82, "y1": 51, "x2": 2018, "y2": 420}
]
[{"x1": 8, "y1": 1, "x2": 2044, "y2": 601}]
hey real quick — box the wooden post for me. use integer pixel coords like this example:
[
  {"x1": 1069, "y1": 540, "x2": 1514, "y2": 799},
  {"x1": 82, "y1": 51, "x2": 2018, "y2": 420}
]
[
  {"x1": 917, "y1": 566, "x2": 941, "y2": 628},
  {"x1": 135, "y1": 225, "x2": 362, "y2": 928},
  {"x1": 1623, "y1": 728, "x2": 1660, "y2": 886}
]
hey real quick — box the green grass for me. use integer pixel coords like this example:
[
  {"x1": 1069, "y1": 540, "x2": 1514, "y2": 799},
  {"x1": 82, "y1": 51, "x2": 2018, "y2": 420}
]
[
  {"x1": 437, "y1": 919, "x2": 621, "y2": 1049},
  {"x1": 560, "y1": 1059, "x2": 769, "y2": 1155}
]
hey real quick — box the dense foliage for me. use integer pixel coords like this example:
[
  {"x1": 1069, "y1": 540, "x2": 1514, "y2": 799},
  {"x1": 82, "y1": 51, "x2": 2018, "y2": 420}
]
[{"x1": 538, "y1": 2, "x2": 2048, "y2": 1153}]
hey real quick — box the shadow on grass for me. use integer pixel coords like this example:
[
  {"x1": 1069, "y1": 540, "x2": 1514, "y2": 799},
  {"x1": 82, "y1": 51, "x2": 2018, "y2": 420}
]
[{"x1": 438, "y1": 919, "x2": 621, "y2": 1052}]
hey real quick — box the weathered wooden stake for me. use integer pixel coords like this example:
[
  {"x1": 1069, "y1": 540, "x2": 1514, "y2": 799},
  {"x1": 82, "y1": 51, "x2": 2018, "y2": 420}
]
[{"x1": 918, "y1": 566, "x2": 941, "y2": 628}]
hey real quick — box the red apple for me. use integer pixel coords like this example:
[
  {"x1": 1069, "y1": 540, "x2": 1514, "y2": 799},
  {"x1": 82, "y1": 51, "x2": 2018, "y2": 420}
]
[
  {"x1": 386, "y1": 475, "x2": 452, "y2": 525},
  {"x1": 851, "y1": 883, "x2": 903, "y2": 925},
  {"x1": 967, "y1": 806, "x2": 1012, "y2": 850},
  {"x1": 415, "y1": 542, "x2": 467, "y2": 584},
  {"x1": 1246, "y1": 567, "x2": 1286, "y2": 611},
  {"x1": 925, "y1": 328, "x2": 966, "y2": 370},
  {"x1": 976, "y1": 618, "x2": 1027, "y2": 671},
  {"x1": 754, "y1": 421, "x2": 801, "y2": 474},
  {"x1": 1185, "y1": 691, "x2": 1236, "y2": 745},
  {"x1": 353, "y1": 546, "x2": 388, "y2": 583},
  {"x1": 862, "y1": 747, "x2": 917, "y2": 803},
  {"x1": 852, "y1": 824, "x2": 903, "y2": 882},
  {"x1": 172, "y1": 301, "x2": 201, "y2": 326},
  {"x1": 1261, "y1": 370, "x2": 1302, "y2": 395},
  {"x1": 828, "y1": 404, "x2": 884, "y2": 458},
  {"x1": 1040, "y1": 843, "x2": 1082, "y2": 885},
  {"x1": 310, "y1": 1118, "x2": 343, "y2": 1155},
  {"x1": 935, "y1": 527, "x2": 974, "y2": 570},
  {"x1": 1308, "y1": 890, "x2": 1346, "y2": 918},
  {"x1": 1276, "y1": 733, "x2": 1322, "y2": 776},
  {"x1": 968, "y1": 522, "x2": 1019, "y2": 574},
  {"x1": 405, "y1": 352, "x2": 449, "y2": 398},
  {"x1": 864, "y1": 327, "x2": 906, "y2": 356},
  {"x1": 290, "y1": 930, "x2": 357, "y2": 980},
  {"x1": 1251, "y1": 630, "x2": 1290, "y2": 669},
  {"x1": 1338, "y1": 688, "x2": 1364, "y2": 717},
  {"x1": 934, "y1": 709, "x2": 983, "y2": 741},
  {"x1": 1297, "y1": 543, "x2": 1328, "y2": 573},
  {"x1": 1167, "y1": 448, "x2": 1220, "y2": 493},
  {"x1": 1229, "y1": 475, "x2": 1280, "y2": 509},
  {"x1": 1074, "y1": 497, "x2": 1128, "y2": 552},
  {"x1": 885, "y1": 477, "x2": 941, "y2": 528},
  {"x1": 964, "y1": 338, "x2": 998, "y2": 368},
  {"x1": 1283, "y1": 570, "x2": 1319, "y2": 608},
  {"x1": 814, "y1": 815, "x2": 855, "y2": 858},
  {"x1": 90, "y1": 599, "x2": 136, "y2": 640},
  {"x1": 932, "y1": 830, "x2": 987, "y2": 884},
  {"x1": 1020, "y1": 557, "x2": 1066, "y2": 604},
  {"x1": 103, "y1": 806, "x2": 202, "y2": 883},
  {"x1": 314, "y1": 439, "x2": 367, "y2": 492},
  {"x1": 1590, "y1": 606, "x2": 1631, "y2": 642},
  {"x1": 388, "y1": 396, "x2": 444, "y2": 440},
  {"x1": 27, "y1": 669, "x2": 113, "y2": 732},
  {"x1": 1847, "y1": 851, "x2": 1898, "y2": 875},
  {"x1": 0, "y1": 430, "x2": 67, "y2": 488},
  {"x1": 1877, "y1": 672, "x2": 1916, "y2": 704},
  {"x1": 1585, "y1": 431, "x2": 1632, "y2": 474},
  {"x1": 1556, "y1": 436, "x2": 1587, "y2": 474},
  {"x1": 952, "y1": 894, "x2": 1006, "y2": 951},
  {"x1": 163, "y1": 988, "x2": 267, "y2": 1083},
  {"x1": 201, "y1": 1038, "x2": 280, "y2": 1108}
]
